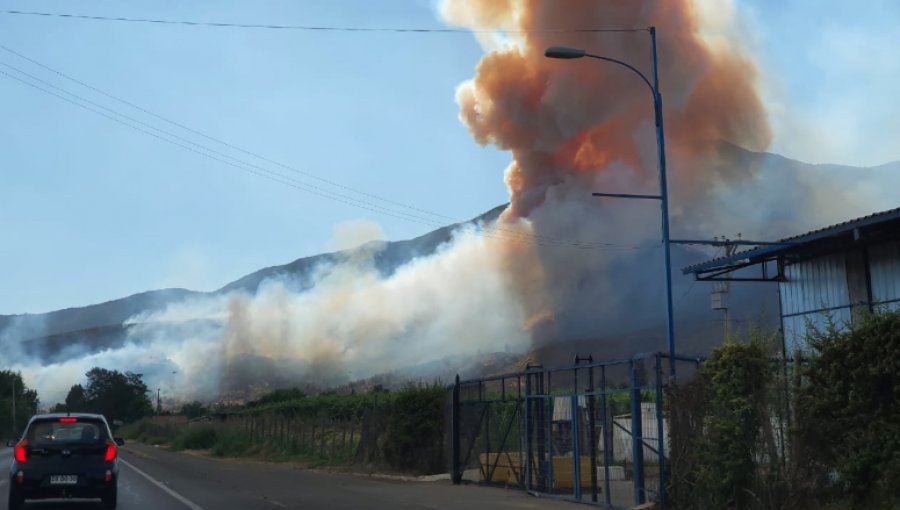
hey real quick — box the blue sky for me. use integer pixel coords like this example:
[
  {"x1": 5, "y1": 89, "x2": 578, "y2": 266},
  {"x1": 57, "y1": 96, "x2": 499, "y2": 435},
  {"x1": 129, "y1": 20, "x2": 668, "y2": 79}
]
[
  {"x1": 740, "y1": 0, "x2": 900, "y2": 166},
  {"x1": 1, "y1": 0, "x2": 898, "y2": 314}
]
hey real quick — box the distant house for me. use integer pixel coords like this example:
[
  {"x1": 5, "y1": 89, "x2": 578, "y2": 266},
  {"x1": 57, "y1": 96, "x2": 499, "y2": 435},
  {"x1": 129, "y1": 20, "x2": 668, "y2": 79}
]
[{"x1": 683, "y1": 208, "x2": 900, "y2": 353}]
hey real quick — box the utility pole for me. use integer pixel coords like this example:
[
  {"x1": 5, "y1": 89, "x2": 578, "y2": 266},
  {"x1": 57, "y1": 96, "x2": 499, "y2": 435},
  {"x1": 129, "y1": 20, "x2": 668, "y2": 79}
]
[
  {"x1": 710, "y1": 235, "x2": 739, "y2": 338},
  {"x1": 723, "y1": 237, "x2": 738, "y2": 337},
  {"x1": 157, "y1": 388, "x2": 161, "y2": 416},
  {"x1": 11, "y1": 377, "x2": 16, "y2": 438}
]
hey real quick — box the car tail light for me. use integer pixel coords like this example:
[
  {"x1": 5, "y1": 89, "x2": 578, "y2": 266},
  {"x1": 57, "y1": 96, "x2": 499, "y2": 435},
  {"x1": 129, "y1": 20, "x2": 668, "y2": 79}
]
[
  {"x1": 14, "y1": 440, "x2": 27, "y2": 463},
  {"x1": 15, "y1": 471, "x2": 23, "y2": 484},
  {"x1": 105, "y1": 470, "x2": 113, "y2": 482},
  {"x1": 104, "y1": 439, "x2": 117, "y2": 462},
  {"x1": 59, "y1": 417, "x2": 78, "y2": 423}
]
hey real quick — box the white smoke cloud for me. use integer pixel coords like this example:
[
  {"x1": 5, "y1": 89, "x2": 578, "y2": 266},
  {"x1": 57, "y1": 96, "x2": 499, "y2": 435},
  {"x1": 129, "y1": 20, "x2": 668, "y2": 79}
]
[
  {"x1": 9, "y1": 222, "x2": 533, "y2": 405},
  {"x1": 329, "y1": 219, "x2": 386, "y2": 252}
]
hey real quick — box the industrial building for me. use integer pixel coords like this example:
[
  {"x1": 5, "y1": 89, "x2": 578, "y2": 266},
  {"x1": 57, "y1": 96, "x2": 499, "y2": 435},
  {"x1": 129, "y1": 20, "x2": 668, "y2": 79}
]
[{"x1": 682, "y1": 207, "x2": 900, "y2": 353}]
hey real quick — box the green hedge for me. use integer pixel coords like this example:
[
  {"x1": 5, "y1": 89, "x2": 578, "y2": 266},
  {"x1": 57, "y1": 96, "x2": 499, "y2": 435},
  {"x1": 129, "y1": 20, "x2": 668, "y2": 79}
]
[
  {"x1": 668, "y1": 341, "x2": 773, "y2": 510},
  {"x1": 241, "y1": 392, "x2": 380, "y2": 421},
  {"x1": 382, "y1": 383, "x2": 445, "y2": 473},
  {"x1": 796, "y1": 311, "x2": 900, "y2": 508},
  {"x1": 171, "y1": 426, "x2": 218, "y2": 450}
]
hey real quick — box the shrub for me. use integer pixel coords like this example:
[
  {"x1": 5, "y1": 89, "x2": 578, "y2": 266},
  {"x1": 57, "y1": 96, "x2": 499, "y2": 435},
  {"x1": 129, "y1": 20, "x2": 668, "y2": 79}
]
[
  {"x1": 382, "y1": 383, "x2": 445, "y2": 473},
  {"x1": 171, "y1": 426, "x2": 218, "y2": 450},
  {"x1": 795, "y1": 310, "x2": 900, "y2": 508},
  {"x1": 668, "y1": 339, "x2": 775, "y2": 509},
  {"x1": 179, "y1": 401, "x2": 208, "y2": 419},
  {"x1": 209, "y1": 427, "x2": 255, "y2": 457},
  {"x1": 117, "y1": 418, "x2": 183, "y2": 445}
]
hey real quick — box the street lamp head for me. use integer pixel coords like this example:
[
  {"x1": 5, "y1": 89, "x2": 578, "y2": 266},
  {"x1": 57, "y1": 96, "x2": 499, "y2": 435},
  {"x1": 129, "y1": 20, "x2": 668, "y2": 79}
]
[{"x1": 544, "y1": 46, "x2": 586, "y2": 59}]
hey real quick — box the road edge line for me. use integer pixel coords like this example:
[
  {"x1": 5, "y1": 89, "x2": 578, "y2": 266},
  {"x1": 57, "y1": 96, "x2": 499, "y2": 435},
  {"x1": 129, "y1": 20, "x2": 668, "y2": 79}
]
[{"x1": 119, "y1": 458, "x2": 205, "y2": 510}]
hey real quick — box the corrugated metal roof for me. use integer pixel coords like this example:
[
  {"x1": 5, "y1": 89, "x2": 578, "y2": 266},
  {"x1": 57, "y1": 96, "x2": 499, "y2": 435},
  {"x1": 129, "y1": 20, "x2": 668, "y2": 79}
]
[{"x1": 682, "y1": 206, "x2": 900, "y2": 274}]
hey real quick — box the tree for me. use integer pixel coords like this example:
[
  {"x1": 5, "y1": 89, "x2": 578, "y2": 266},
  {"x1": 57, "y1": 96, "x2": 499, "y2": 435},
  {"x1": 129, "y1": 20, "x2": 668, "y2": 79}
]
[
  {"x1": 81, "y1": 368, "x2": 153, "y2": 423},
  {"x1": 0, "y1": 371, "x2": 39, "y2": 439},
  {"x1": 64, "y1": 384, "x2": 88, "y2": 412},
  {"x1": 178, "y1": 401, "x2": 207, "y2": 419},
  {"x1": 0, "y1": 370, "x2": 38, "y2": 437}
]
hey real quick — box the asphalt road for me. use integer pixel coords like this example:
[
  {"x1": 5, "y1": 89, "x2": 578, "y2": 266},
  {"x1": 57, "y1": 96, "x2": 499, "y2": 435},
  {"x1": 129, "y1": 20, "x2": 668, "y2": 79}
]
[{"x1": 0, "y1": 444, "x2": 585, "y2": 510}]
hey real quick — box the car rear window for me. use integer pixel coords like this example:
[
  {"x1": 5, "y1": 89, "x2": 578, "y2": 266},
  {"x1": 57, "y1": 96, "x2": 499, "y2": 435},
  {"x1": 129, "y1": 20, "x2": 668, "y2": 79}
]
[{"x1": 27, "y1": 419, "x2": 109, "y2": 446}]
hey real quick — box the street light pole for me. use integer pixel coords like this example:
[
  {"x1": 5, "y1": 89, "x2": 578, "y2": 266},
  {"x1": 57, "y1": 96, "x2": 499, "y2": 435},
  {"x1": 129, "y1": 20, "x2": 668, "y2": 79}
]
[
  {"x1": 649, "y1": 27, "x2": 677, "y2": 381},
  {"x1": 546, "y1": 26, "x2": 677, "y2": 379}
]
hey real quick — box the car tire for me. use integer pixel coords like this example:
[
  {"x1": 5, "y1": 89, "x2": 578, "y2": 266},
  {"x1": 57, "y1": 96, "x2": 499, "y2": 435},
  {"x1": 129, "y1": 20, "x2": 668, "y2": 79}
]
[
  {"x1": 102, "y1": 487, "x2": 117, "y2": 509},
  {"x1": 7, "y1": 485, "x2": 24, "y2": 510}
]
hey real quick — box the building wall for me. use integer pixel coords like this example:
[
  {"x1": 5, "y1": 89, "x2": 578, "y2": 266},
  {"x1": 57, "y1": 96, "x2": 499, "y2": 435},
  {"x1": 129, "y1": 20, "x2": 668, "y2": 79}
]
[
  {"x1": 779, "y1": 253, "x2": 852, "y2": 353},
  {"x1": 869, "y1": 240, "x2": 900, "y2": 311},
  {"x1": 779, "y1": 240, "x2": 900, "y2": 352}
]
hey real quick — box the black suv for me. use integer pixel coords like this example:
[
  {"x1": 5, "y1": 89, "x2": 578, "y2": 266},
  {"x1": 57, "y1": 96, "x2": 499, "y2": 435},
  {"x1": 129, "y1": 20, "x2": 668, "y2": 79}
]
[{"x1": 6, "y1": 413, "x2": 125, "y2": 509}]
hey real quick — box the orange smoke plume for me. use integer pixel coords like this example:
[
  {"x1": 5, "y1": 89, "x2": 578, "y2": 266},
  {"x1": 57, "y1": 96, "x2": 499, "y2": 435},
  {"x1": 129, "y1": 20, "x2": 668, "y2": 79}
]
[{"x1": 443, "y1": 0, "x2": 772, "y2": 220}]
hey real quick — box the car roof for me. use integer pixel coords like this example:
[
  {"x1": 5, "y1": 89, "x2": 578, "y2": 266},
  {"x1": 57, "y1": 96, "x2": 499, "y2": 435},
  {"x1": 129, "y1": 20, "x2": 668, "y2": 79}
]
[{"x1": 30, "y1": 413, "x2": 108, "y2": 422}]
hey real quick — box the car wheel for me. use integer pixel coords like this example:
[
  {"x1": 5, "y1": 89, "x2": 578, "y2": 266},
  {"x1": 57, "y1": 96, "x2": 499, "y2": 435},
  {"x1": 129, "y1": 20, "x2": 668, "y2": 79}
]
[
  {"x1": 102, "y1": 487, "x2": 117, "y2": 509},
  {"x1": 7, "y1": 485, "x2": 24, "y2": 510}
]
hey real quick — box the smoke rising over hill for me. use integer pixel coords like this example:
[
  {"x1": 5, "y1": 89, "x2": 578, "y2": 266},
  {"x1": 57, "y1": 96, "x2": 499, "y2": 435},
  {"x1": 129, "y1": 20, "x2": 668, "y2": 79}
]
[{"x1": 2, "y1": 2, "x2": 898, "y2": 406}]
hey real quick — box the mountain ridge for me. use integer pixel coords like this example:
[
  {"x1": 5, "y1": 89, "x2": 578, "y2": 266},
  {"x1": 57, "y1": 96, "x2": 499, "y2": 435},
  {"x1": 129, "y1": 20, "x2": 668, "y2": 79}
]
[{"x1": 3, "y1": 145, "x2": 897, "y2": 368}]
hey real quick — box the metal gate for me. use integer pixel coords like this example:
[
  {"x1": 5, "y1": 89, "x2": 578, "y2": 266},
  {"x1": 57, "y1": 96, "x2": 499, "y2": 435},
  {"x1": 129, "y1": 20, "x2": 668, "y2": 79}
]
[{"x1": 451, "y1": 353, "x2": 700, "y2": 508}]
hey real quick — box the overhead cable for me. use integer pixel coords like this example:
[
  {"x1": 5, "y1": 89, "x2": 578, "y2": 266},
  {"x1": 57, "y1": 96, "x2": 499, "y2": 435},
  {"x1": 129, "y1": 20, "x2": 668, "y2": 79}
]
[
  {"x1": 0, "y1": 10, "x2": 647, "y2": 34},
  {"x1": 0, "y1": 49, "x2": 650, "y2": 250}
]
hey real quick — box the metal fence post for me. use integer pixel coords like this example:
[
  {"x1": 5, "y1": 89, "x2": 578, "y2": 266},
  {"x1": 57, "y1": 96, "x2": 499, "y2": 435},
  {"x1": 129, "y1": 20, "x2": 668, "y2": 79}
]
[
  {"x1": 587, "y1": 362, "x2": 598, "y2": 503},
  {"x1": 655, "y1": 353, "x2": 667, "y2": 507},
  {"x1": 524, "y1": 370, "x2": 532, "y2": 492},
  {"x1": 576, "y1": 354, "x2": 598, "y2": 503},
  {"x1": 452, "y1": 374, "x2": 461, "y2": 485},
  {"x1": 601, "y1": 366, "x2": 611, "y2": 506},
  {"x1": 546, "y1": 392, "x2": 554, "y2": 493},
  {"x1": 571, "y1": 394, "x2": 582, "y2": 500},
  {"x1": 631, "y1": 361, "x2": 646, "y2": 505}
]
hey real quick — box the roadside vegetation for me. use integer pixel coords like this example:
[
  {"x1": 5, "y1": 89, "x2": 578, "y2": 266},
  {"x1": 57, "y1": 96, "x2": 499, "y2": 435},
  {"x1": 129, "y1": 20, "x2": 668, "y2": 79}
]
[
  {"x1": 793, "y1": 311, "x2": 900, "y2": 508},
  {"x1": 0, "y1": 370, "x2": 39, "y2": 441},
  {"x1": 100, "y1": 310, "x2": 900, "y2": 502},
  {"x1": 668, "y1": 311, "x2": 900, "y2": 510},
  {"x1": 51, "y1": 367, "x2": 153, "y2": 423},
  {"x1": 119, "y1": 383, "x2": 447, "y2": 474}
]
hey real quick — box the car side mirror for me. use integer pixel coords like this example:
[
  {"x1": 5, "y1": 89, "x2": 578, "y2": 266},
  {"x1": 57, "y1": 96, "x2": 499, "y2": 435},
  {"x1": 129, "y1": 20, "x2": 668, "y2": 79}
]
[
  {"x1": 6, "y1": 439, "x2": 16, "y2": 448},
  {"x1": 114, "y1": 438, "x2": 125, "y2": 447}
]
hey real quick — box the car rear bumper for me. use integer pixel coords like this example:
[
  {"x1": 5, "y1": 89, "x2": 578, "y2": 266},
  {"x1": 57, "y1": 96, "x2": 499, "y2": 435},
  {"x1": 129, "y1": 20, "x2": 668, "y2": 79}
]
[
  {"x1": 16, "y1": 486, "x2": 114, "y2": 500},
  {"x1": 12, "y1": 474, "x2": 116, "y2": 500}
]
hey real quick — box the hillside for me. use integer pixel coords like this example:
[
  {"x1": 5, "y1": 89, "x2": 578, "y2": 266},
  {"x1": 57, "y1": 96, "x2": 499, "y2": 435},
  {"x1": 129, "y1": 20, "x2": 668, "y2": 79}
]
[{"x1": 2, "y1": 145, "x2": 898, "y2": 379}]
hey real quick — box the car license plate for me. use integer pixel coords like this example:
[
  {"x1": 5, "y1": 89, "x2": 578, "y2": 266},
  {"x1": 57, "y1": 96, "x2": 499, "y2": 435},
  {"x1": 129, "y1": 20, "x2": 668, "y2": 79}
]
[{"x1": 50, "y1": 475, "x2": 78, "y2": 485}]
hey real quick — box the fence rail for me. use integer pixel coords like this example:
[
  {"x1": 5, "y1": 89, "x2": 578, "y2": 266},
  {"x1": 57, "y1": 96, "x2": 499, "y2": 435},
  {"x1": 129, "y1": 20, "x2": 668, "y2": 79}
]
[{"x1": 195, "y1": 414, "x2": 363, "y2": 461}]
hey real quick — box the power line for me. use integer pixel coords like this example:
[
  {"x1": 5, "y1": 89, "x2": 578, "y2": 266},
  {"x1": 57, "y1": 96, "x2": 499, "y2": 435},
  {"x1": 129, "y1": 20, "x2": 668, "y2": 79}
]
[
  {"x1": 0, "y1": 65, "x2": 566, "y2": 248},
  {"x1": 0, "y1": 43, "x2": 455, "y2": 225},
  {"x1": 0, "y1": 63, "x2": 643, "y2": 251},
  {"x1": 0, "y1": 10, "x2": 647, "y2": 34},
  {"x1": 0, "y1": 68, "x2": 451, "y2": 230},
  {"x1": 0, "y1": 45, "x2": 650, "y2": 251},
  {"x1": 0, "y1": 65, "x2": 637, "y2": 250},
  {"x1": 674, "y1": 246, "x2": 724, "y2": 308},
  {"x1": 0, "y1": 62, "x2": 450, "y2": 226}
]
